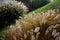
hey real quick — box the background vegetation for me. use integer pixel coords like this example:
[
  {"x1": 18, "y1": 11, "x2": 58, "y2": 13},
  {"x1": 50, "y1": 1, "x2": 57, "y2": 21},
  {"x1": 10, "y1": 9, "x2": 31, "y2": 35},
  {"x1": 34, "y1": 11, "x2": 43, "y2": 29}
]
[
  {"x1": 17, "y1": 0, "x2": 50, "y2": 11},
  {"x1": 1, "y1": 0, "x2": 60, "y2": 40}
]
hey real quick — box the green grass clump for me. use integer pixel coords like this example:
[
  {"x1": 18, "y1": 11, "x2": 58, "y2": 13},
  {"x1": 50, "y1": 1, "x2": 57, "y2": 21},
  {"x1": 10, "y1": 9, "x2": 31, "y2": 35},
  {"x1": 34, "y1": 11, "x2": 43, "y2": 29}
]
[
  {"x1": 0, "y1": 1, "x2": 28, "y2": 38},
  {"x1": 0, "y1": 1, "x2": 28, "y2": 28}
]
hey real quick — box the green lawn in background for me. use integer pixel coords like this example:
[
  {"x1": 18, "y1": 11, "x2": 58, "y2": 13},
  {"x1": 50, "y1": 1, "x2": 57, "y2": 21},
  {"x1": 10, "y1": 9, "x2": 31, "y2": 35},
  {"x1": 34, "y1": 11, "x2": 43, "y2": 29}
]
[{"x1": 29, "y1": 0, "x2": 60, "y2": 13}]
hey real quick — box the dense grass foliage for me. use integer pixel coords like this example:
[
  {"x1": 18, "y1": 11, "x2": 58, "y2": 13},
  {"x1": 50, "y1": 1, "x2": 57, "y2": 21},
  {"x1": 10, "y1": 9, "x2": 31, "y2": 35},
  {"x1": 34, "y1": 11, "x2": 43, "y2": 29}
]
[
  {"x1": 0, "y1": 1, "x2": 28, "y2": 38},
  {"x1": 0, "y1": 0, "x2": 60, "y2": 40},
  {"x1": 2, "y1": 9, "x2": 60, "y2": 40},
  {"x1": 0, "y1": 1, "x2": 28, "y2": 28}
]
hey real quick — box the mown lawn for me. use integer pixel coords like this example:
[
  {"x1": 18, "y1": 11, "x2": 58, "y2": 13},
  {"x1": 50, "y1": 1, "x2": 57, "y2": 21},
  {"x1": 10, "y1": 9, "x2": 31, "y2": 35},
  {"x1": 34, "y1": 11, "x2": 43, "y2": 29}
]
[{"x1": 30, "y1": 0, "x2": 60, "y2": 13}]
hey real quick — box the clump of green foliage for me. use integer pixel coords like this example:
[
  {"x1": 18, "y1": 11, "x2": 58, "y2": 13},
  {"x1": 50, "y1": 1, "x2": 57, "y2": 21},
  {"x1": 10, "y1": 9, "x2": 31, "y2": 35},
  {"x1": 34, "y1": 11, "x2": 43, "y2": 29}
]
[{"x1": 0, "y1": 1, "x2": 28, "y2": 28}]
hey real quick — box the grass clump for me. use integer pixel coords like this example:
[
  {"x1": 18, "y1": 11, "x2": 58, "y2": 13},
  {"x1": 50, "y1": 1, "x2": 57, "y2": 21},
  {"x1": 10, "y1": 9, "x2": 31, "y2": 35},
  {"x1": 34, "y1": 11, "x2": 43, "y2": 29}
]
[
  {"x1": 1, "y1": 0, "x2": 60, "y2": 40},
  {"x1": 2, "y1": 9, "x2": 60, "y2": 40},
  {"x1": 0, "y1": 1, "x2": 28, "y2": 28},
  {"x1": 0, "y1": 1, "x2": 28, "y2": 36}
]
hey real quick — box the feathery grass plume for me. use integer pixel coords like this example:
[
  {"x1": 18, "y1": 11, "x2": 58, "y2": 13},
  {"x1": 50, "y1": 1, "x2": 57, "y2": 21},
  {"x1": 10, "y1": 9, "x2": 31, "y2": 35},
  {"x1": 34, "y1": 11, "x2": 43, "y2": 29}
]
[
  {"x1": 2, "y1": 9, "x2": 60, "y2": 40},
  {"x1": 0, "y1": 1, "x2": 28, "y2": 28}
]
